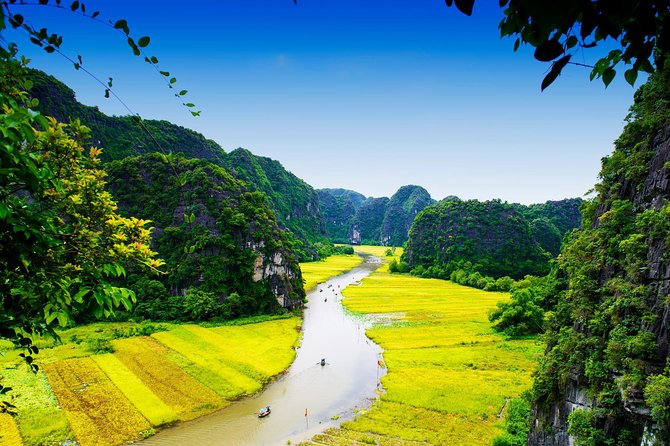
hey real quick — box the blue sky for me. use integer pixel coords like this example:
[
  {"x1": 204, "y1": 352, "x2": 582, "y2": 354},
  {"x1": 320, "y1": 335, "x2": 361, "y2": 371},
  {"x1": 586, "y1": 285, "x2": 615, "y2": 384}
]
[{"x1": 5, "y1": 0, "x2": 639, "y2": 203}]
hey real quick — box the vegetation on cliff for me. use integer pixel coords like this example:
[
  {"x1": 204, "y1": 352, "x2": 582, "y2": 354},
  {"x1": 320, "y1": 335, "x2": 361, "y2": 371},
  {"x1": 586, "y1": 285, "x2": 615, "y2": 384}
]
[
  {"x1": 529, "y1": 67, "x2": 670, "y2": 445},
  {"x1": 28, "y1": 70, "x2": 328, "y2": 258},
  {"x1": 105, "y1": 153, "x2": 305, "y2": 321},
  {"x1": 403, "y1": 199, "x2": 552, "y2": 280},
  {"x1": 317, "y1": 185, "x2": 433, "y2": 246}
]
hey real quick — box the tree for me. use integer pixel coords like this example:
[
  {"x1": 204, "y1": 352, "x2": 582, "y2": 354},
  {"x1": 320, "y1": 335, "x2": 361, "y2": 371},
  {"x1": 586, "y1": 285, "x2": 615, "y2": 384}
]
[
  {"x1": 0, "y1": 55, "x2": 162, "y2": 412},
  {"x1": 445, "y1": 0, "x2": 670, "y2": 89}
]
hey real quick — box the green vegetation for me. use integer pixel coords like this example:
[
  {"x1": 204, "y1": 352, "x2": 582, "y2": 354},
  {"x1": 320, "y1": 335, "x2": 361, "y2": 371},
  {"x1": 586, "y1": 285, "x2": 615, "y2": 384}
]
[
  {"x1": 492, "y1": 395, "x2": 531, "y2": 446},
  {"x1": 105, "y1": 152, "x2": 305, "y2": 321},
  {"x1": 0, "y1": 57, "x2": 159, "y2": 412},
  {"x1": 404, "y1": 199, "x2": 551, "y2": 279},
  {"x1": 317, "y1": 189, "x2": 366, "y2": 243},
  {"x1": 528, "y1": 67, "x2": 670, "y2": 443},
  {"x1": 28, "y1": 72, "x2": 329, "y2": 259},
  {"x1": 317, "y1": 185, "x2": 433, "y2": 246},
  {"x1": 381, "y1": 185, "x2": 434, "y2": 246},
  {"x1": 304, "y1": 247, "x2": 542, "y2": 445},
  {"x1": 224, "y1": 148, "x2": 329, "y2": 259},
  {"x1": 402, "y1": 198, "x2": 581, "y2": 285}
]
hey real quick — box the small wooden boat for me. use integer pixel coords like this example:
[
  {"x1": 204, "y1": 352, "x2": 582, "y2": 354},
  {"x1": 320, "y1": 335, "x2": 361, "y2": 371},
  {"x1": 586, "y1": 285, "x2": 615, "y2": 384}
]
[{"x1": 258, "y1": 406, "x2": 271, "y2": 418}]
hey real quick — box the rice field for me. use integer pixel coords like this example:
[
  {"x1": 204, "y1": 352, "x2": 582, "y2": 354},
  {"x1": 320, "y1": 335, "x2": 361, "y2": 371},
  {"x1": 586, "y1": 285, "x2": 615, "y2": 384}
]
[
  {"x1": 301, "y1": 245, "x2": 542, "y2": 446},
  {"x1": 300, "y1": 253, "x2": 365, "y2": 291},
  {"x1": 0, "y1": 317, "x2": 301, "y2": 446}
]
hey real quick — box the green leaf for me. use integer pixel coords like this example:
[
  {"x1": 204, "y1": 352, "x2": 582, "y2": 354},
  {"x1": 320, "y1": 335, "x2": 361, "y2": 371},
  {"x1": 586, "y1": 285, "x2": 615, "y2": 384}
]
[
  {"x1": 602, "y1": 67, "x2": 616, "y2": 87},
  {"x1": 56, "y1": 311, "x2": 68, "y2": 327},
  {"x1": 453, "y1": 0, "x2": 474, "y2": 16},
  {"x1": 0, "y1": 203, "x2": 9, "y2": 219},
  {"x1": 73, "y1": 287, "x2": 90, "y2": 303},
  {"x1": 624, "y1": 68, "x2": 638, "y2": 86},
  {"x1": 179, "y1": 90, "x2": 188, "y2": 96},
  {"x1": 114, "y1": 19, "x2": 127, "y2": 29},
  {"x1": 541, "y1": 55, "x2": 571, "y2": 91},
  {"x1": 138, "y1": 36, "x2": 150, "y2": 47},
  {"x1": 92, "y1": 11, "x2": 99, "y2": 18},
  {"x1": 150, "y1": 56, "x2": 159, "y2": 64},
  {"x1": 534, "y1": 39, "x2": 563, "y2": 62},
  {"x1": 70, "y1": 1, "x2": 79, "y2": 11},
  {"x1": 169, "y1": 77, "x2": 177, "y2": 84},
  {"x1": 513, "y1": 38, "x2": 520, "y2": 52},
  {"x1": 566, "y1": 36, "x2": 578, "y2": 49}
]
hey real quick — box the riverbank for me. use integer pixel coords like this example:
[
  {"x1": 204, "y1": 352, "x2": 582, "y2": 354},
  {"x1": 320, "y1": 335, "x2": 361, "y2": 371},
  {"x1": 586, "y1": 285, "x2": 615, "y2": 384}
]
[
  {"x1": 0, "y1": 252, "x2": 365, "y2": 446},
  {"x1": 300, "y1": 246, "x2": 543, "y2": 445}
]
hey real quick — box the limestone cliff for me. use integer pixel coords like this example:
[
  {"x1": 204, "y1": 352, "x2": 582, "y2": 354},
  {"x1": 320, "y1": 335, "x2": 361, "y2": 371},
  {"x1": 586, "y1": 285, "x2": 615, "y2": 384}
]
[{"x1": 528, "y1": 70, "x2": 670, "y2": 446}]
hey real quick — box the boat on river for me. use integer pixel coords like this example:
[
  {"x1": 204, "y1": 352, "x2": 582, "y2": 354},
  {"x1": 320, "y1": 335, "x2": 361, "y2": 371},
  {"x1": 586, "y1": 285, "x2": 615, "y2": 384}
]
[{"x1": 258, "y1": 406, "x2": 271, "y2": 418}]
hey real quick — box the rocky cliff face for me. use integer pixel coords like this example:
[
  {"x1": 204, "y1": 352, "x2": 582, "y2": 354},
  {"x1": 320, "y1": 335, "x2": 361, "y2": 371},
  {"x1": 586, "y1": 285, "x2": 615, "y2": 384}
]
[{"x1": 528, "y1": 71, "x2": 670, "y2": 446}]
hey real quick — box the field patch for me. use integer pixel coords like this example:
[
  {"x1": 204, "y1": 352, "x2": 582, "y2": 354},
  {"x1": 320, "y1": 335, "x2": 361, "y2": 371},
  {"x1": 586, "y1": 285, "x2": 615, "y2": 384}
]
[
  {"x1": 0, "y1": 413, "x2": 24, "y2": 446},
  {"x1": 93, "y1": 353, "x2": 178, "y2": 426},
  {"x1": 42, "y1": 357, "x2": 150, "y2": 446},
  {"x1": 111, "y1": 336, "x2": 224, "y2": 420},
  {"x1": 300, "y1": 254, "x2": 364, "y2": 291},
  {"x1": 1, "y1": 366, "x2": 71, "y2": 446},
  {"x1": 152, "y1": 327, "x2": 262, "y2": 398},
  {"x1": 308, "y1": 246, "x2": 542, "y2": 445}
]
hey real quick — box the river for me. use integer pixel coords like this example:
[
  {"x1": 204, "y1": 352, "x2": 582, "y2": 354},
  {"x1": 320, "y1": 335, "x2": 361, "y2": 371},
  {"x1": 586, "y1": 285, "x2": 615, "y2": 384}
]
[{"x1": 142, "y1": 254, "x2": 384, "y2": 446}]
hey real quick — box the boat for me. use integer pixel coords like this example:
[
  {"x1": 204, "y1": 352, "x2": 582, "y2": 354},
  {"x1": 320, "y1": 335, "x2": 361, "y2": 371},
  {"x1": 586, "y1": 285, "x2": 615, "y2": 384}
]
[{"x1": 258, "y1": 406, "x2": 271, "y2": 418}]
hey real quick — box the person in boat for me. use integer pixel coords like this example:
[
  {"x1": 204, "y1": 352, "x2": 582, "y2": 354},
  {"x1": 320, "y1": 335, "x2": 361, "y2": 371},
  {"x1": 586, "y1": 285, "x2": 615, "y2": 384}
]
[
  {"x1": 320, "y1": 358, "x2": 326, "y2": 366},
  {"x1": 258, "y1": 405, "x2": 271, "y2": 417}
]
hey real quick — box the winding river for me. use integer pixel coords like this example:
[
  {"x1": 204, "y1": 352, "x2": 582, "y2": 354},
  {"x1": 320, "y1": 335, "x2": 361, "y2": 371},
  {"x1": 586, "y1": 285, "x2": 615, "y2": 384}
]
[{"x1": 142, "y1": 255, "x2": 384, "y2": 446}]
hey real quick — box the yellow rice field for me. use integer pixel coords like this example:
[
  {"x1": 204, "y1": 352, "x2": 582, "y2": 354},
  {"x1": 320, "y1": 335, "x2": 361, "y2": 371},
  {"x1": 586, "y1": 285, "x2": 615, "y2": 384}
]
[
  {"x1": 0, "y1": 316, "x2": 301, "y2": 446},
  {"x1": 42, "y1": 358, "x2": 151, "y2": 446},
  {"x1": 300, "y1": 253, "x2": 364, "y2": 291},
  {"x1": 0, "y1": 413, "x2": 24, "y2": 446},
  {"x1": 301, "y1": 245, "x2": 542, "y2": 445}
]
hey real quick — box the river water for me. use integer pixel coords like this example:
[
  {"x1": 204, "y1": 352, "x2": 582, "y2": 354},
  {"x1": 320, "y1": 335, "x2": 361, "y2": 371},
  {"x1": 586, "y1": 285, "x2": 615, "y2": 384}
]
[{"x1": 142, "y1": 255, "x2": 384, "y2": 446}]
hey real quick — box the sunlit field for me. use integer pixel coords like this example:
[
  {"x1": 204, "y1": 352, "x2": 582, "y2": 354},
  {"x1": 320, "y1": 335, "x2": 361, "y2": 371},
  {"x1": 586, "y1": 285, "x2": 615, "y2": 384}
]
[
  {"x1": 300, "y1": 253, "x2": 364, "y2": 291},
  {"x1": 301, "y1": 246, "x2": 542, "y2": 445},
  {"x1": 0, "y1": 317, "x2": 300, "y2": 446}
]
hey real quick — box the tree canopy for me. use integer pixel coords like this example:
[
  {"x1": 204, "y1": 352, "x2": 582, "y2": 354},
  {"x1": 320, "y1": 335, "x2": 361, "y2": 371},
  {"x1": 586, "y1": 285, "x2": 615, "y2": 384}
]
[{"x1": 445, "y1": 0, "x2": 670, "y2": 89}]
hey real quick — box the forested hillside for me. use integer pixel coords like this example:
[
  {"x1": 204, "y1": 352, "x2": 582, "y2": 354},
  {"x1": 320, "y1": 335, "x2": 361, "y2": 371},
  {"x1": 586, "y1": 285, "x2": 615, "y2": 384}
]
[
  {"x1": 403, "y1": 198, "x2": 582, "y2": 280},
  {"x1": 317, "y1": 185, "x2": 433, "y2": 246},
  {"x1": 316, "y1": 189, "x2": 366, "y2": 243},
  {"x1": 28, "y1": 70, "x2": 327, "y2": 258},
  {"x1": 106, "y1": 153, "x2": 304, "y2": 321},
  {"x1": 224, "y1": 148, "x2": 328, "y2": 259},
  {"x1": 527, "y1": 65, "x2": 670, "y2": 446}
]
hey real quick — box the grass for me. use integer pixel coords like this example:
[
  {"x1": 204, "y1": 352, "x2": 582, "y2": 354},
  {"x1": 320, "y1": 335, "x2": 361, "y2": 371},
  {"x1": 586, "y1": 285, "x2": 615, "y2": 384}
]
[
  {"x1": 300, "y1": 253, "x2": 364, "y2": 291},
  {"x1": 300, "y1": 245, "x2": 542, "y2": 446},
  {"x1": 0, "y1": 365, "x2": 71, "y2": 446}
]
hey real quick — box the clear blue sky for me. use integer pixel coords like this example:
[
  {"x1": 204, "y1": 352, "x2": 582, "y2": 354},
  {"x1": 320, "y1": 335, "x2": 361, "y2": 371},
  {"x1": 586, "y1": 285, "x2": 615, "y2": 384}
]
[{"x1": 5, "y1": 0, "x2": 639, "y2": 204}]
